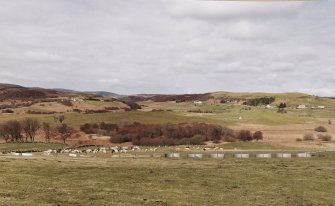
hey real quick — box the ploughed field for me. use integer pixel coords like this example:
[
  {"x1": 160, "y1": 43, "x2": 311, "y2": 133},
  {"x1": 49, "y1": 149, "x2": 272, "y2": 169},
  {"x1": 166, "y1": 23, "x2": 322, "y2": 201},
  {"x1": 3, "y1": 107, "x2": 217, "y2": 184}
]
[{"x1": 0, "y1": 151, "x2": 334, "y2": 206}]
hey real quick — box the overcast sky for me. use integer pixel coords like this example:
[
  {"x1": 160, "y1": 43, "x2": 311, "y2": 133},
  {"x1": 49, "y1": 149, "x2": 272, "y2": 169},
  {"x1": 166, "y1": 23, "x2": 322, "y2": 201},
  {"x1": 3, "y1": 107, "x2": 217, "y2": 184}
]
[{"x1": 0, "y1": 0, "x2": 334, "y2": 96}]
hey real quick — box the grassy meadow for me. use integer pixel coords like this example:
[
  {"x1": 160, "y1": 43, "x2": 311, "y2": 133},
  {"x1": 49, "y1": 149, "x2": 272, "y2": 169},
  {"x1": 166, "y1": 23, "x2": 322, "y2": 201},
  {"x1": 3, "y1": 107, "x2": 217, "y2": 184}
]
[
  {"x1": 1, "y1": 106, "x2": 335, "y2": 129},
  {"x1": 0, "y1": 153, "x2": 334, "y2": 206},
  {"x1": 0, "y1": 92, "x2": 334, "y2": 206}
]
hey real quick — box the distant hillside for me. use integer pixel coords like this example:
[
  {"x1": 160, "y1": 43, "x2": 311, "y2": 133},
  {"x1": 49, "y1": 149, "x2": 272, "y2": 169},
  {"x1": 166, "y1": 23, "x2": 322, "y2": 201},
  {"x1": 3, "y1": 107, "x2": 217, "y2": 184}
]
[
  {"x1": 211, "y1": 92, "x2": 335, "y2": 107},
  {"x1": 0, "y1": 84, "x2": 65, "y2": 101},
  {"x1": 83, "y1": 91, "x2": 123, "y2": 99},
  {"x1": 53, "y1": 88, "x2": 123, "y2": 99},
  {"x1": 2, "y1": 83, "x2": 335, "y2": 107},
  {"x1": 0, "y1": 83, "x2": 23, "y2": 89}
]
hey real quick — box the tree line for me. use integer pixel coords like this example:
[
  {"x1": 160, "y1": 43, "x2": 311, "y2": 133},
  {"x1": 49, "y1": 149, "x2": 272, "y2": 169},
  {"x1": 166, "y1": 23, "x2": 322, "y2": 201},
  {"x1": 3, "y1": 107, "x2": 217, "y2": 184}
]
[
  {"x1": 80, "y1": 122, "x2": 263, "y2": 146},
  {"x1": 0, "y1": 116, "x2": 75, "y2": 144},
  {"x1": 244, "y1": 97, "x2": 276, "y2": 106}
]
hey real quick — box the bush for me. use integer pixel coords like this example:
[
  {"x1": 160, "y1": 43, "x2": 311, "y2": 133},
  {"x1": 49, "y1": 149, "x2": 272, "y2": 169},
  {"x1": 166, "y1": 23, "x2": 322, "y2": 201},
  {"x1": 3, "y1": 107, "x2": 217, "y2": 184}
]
[
  {"x1": 189, "y1": 135, "x2": 206, "y2": 145},
  {"x1": 57, "y1": 99, "x2": 73, "y2": 107},
  {"x1": 252, "y1": 131, "x2": 263, "y2": 141},
  {"x1": 245, "y1": 97, "x2": 275, "y2": 106},
  {"x1": 303, "y1": 134, "x2": 315, "y2": 141},
  {"x1": 110, "y1": 134, "x2": 134, "y2": 143},
  {"x1": 317, "y1": 134, "x2": 332, "y2": 141},
  {"x1": 105, "y1": 107, "x2": 119, "y2": 111},
  {"x1": 296, "y1": 138, "x2": 302, "y2": 142},
  {"x1": 315, "y1": 126, "x2": 327, "y2": 132},
  {"x1": 238, "y1": 130, "x2": 253, "y2": 141},
  {"x1": 80, "y1": 123, "x2": 96, "y2": 134},
  {"x1": 73, "y1": 109, "x2": 82, "y2": 113},
  {"x1": 2, "y1": 109, "x2": 14, "y2": 113}
]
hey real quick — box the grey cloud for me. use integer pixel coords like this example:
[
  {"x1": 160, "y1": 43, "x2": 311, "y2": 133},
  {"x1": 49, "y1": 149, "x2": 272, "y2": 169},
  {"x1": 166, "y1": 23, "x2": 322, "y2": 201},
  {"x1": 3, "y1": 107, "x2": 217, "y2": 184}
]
[
  {"x1": 164, "y1": 0, "x2": 306, "y2": 21},
  {"x1": 0, "y1": 0, "x2": 334, "y2": 96}
]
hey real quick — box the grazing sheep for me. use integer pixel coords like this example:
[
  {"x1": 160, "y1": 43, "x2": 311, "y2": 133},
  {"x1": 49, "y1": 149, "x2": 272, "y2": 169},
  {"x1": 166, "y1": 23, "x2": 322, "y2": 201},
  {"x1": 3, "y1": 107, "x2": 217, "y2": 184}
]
[
  {"x1": 120, "y1": 149, "x2": 128, "y2": 153},
  {"x1": 73, "y1": 150, "x2": 81, "y2": 154}
]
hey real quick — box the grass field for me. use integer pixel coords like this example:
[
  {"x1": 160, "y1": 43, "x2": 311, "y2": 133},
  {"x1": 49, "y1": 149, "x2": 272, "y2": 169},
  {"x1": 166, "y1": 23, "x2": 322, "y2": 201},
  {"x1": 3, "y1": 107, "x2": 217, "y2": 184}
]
[
  {"x1": 0, "y1": 143, "x2": 66, "y2": 152},
  {"x1": 1, "y1": 108, "x2": 334, "y2": 128},
  {"x1": 0, "y1": 153, "x2": 334, "y2": 206}
]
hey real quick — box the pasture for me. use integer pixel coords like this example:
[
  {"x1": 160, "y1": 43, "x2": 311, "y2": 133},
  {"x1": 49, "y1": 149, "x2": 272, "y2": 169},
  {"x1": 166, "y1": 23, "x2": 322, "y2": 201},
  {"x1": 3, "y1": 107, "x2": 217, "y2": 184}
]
[{"x1": 0, "y1": 152, "x2": 334, "y2": 206}]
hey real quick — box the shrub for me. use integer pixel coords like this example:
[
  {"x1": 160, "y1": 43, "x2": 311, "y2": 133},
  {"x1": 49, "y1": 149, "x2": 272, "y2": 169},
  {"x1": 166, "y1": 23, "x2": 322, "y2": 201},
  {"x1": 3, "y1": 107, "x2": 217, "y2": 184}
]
[
  {"x1": 57, "y1": 99, "x2": 73, "y2": 107},
  {"x1": 122, "y1": 101, "x2": 141, "y2": 110},
  {"x1": 2, "y1": 109, "x2": 14, "y2": 113},
  {"x1": 73, "y1": 109, "x2": 82, "y2": 113},
  {"x1": 84, "y1": 109, "x2": 109, "y2": 114},
  {"x1": 80, "y1": 123, "x2": 96, "y2": 134},
  {"x1": 303, "y1": 134, "x2": 315, "y2": 141},
  {"x1": 27, "y1": 110, "x2": 56, "y2": 114},
  {"x1": 315, "y1": 126, "x2": 327, "y2": 132},
  {"x1": 317, "y1": 134, "x2": 332, "y2": 141},
  {"x1": 253, "y1": 131, "x2": 263, "y2": 141},
  {"x1": 110, "y1": 134, "x2": 134, "y2": 143},
  {"x1": 105, "y1": 107, "x2": 119, "y2": 110},
  {"x1": 296, "y1": 138, "x2": 302, "y2": 142},
  {"x1": 238, "y1": 130, "x2": 253, "y2": 141},
  {"x1": 245, "y1": 97, "x2": 275, "y2": 106},
  {"x1": 189, "y1": 135, "x2": 206, "y2": 145}
]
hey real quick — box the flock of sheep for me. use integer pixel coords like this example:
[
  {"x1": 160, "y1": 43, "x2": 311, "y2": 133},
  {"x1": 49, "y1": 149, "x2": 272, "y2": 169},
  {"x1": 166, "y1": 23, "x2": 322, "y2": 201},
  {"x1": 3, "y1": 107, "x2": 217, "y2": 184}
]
[{"x1": 1, "y1": 145, "x2": 314, "y2": 159}]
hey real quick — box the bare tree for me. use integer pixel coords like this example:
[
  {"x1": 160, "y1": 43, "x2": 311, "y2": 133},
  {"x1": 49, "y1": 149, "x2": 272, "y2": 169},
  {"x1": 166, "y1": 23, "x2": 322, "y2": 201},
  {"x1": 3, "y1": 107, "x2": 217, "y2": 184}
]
[
  {"x1": 3, "y1": 121, "x2": 23, "y2": 142},
  {"x1": 57, "y1": 124, "x2": 74, "y2": 144},
  {"x1": 22, "y1": 118, "x2": 40, "y2": 142},
  {"x1": 0, "y1": 125, "x2": 11, "y2": 142},
  {"x1": 42, "y1": 122, "x2": 52, "y2": 143}
]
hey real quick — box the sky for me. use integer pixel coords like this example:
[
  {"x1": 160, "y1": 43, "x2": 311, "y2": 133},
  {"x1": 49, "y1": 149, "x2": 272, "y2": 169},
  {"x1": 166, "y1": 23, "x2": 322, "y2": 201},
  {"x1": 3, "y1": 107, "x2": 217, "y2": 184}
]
[{"x1": 0, "y1": 0, "x2": 334, "y2": 96}]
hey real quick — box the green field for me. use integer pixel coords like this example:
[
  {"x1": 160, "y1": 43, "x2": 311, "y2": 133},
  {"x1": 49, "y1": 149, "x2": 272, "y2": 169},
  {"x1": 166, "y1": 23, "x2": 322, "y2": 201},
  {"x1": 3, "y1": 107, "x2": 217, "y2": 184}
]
[
  {"x1": 1, "y1": 91, "x2": 335, "y2": 129},
  {"x1": 0, "y1": 143, "x2": 67, "y2": 152},
  {"x1": 1, "y1": 107, "x2": 334, "y2": 129},
  {"x1": 0, "y1": 153, "x2": 334, "y2": 206}
]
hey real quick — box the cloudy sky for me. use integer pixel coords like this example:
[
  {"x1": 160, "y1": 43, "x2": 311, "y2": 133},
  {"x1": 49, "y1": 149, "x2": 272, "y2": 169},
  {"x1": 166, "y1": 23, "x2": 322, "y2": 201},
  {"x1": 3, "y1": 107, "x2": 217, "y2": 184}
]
[{"x1": 0, "y1": 0, "x2": 334, "y2": 96}]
